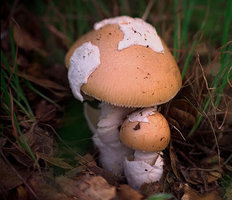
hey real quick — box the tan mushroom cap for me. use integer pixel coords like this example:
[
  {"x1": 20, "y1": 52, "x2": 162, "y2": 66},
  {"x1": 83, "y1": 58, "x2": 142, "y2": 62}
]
[
  {"x1": 65, "y1": 24, "x2": 182, "y2": 107},
  {"x1": 120, "y1": 112, "x2": 170, "y2": 152}
]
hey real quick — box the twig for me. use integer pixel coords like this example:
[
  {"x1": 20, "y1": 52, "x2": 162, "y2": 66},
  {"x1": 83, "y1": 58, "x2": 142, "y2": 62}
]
[
  {"x1": 142, "y1": 0, "x2": 155, "y2": 21},
  {"x1": 169, "y1": 123, "x2": 186, "y2": 141},
  {"x1": 227, "y1": 66, "x2": 232, "y2": 87}
]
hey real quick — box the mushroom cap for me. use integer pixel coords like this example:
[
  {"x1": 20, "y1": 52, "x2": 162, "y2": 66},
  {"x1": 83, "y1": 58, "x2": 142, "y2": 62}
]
[
  {"x1": 66, "y1": 22, "x2": 182, "y2": 107},
  {"x1": 120, "y1": 112, "x2": 170, "y2": 151}
]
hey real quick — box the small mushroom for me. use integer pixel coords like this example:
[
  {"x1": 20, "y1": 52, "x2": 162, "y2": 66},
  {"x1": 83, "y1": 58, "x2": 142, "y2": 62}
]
[
  {"x1": 120, "y1": 108, "x2": 170, "y2": 152},
  {"x1": 120, "y1": 108, "x2": 170, "y2": 189}
]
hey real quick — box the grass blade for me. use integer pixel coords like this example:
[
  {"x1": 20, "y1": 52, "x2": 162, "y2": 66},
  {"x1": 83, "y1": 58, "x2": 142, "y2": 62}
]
[
  {"x1": 173, "y1": 0, "x2": 180, "y2": 60},
  {"x1": 188, "y1": 0, "x2": 232, "y2": 136}
]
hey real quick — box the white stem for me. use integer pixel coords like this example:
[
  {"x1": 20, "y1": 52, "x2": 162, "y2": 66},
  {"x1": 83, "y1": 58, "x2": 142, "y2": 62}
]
[
  {"x1": 134, "y1": 150, "x2": 159, "y2": 165},
  {"x1": 93, "y1": 103, "x2": 134, "y2": 176},
  {"x1": 124, "y1": 151, "x2": 164, "y2": 190}
]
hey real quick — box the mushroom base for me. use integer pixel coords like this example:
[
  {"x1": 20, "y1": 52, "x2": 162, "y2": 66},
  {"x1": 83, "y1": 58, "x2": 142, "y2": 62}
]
[{"x1": 124, "y1": 151, "x2": 164, "y2": 190}]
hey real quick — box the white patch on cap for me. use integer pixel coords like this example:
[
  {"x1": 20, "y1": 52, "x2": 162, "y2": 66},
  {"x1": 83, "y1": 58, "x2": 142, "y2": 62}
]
[
  {"x1": 128, "y1": 107, "x2": 156, "y2": 123},
  {"x1": 68, "y1": 42, "x2": 100, "y2": 101},
  {"x1": 94, "y1": 16, "x2": 164, "y2": 53}
]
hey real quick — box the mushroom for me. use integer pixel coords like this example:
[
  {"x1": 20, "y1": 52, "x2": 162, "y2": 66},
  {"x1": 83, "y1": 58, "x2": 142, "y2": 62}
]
[
  {"x1": 120, "y1": 107, "x2": 170, "y2": 189},
  {"x1": 65, "y1": 16, "x2": 181, "y2": 185}
]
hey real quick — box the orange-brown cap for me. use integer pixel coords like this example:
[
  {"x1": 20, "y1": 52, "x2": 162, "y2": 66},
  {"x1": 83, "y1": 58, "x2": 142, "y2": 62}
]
[
  {"x1": 66, "y1": 18, "x2": 182, "y2": 107},
  {"x1": 120, "y1": 112, "x2": 170, "y2": 151}
]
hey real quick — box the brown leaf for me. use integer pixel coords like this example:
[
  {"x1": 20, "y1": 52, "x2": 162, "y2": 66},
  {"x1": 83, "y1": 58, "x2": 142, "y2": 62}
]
[
  {"x1": 23, "y1": 125, "x2": 53, "y2": 155},
  {"x1": 17, "y1": 185, "x2": 28, "y2": 200},
  {"x1": 200, "y1": 155, "x2": 222, "y2": 183},
  {"x1": 18, "y1": 71, "x2": 67, "y2": 92},
  {"x1": 25, "y1": 62, "x2": 44, "y2": 78},
  {"x1": 28, "y1": 174, "x2": 74, "y2": 200},
  {"x1": 37, "y1": 152, "x2": 73, "y2": 169},
  {"x1": 196, "y1": 43, "x2": 209, "y2": 56},
  {"x1": 46, "y1": 24, "x2": 71, "y2": 49},
  {"x1": 0, "y1": 158, "x2": 30, "y2": 190},
  {"x1": 181, "y1": 184, "x2": 221, "y2": 200},
  {"x1": 65, "y1": 154, "x2": 97, "y2": 178},
  {"x1": 87, "y1": 164, "x2": 120, "y2": 186},
  {"x1": 44, "y1": 64, "x2": 69, "y2": 86},
  {"x1": 4, "y1": 146, "x2": 34, "y2": 167},
  {"x1": 117, "y1": 184, "x2": 143, "y2": 200},
  {"x1": 185, "y1": 170, "x2": 205, "y2": 185},
  {"x1": 224, "y1": 181, "x2": 232, "y2": 200},
  {"x1": 169, "y1": 99, "x2": 198, "y2": 128},
  {"x1": 0, "y1": 158, "x2": 22, "y2": 190},
  {"x1": 171, "y1": 107, "x2": 196, "y2": 127},
  {"x1": 78, "y1": 153, "x2": 97, "y2": 168},
  {"x1": 207, "y1": 171, "x2": 221, "y2": 183},
  {"x1": 56, "y1": 175, "x2": 116, "y2": 200},
  {"x1": 167, "y1": 116, "x2": 180, "y2": 130},
  {"x1": 13, "y1": 24, "x2": 42, "y2": 51},
  {"x1": 169, "y1": 143, "x2": 181, "y2": 180},
  {"x1": 35, "y1": 100, "x2": 57, "y2": 122}
]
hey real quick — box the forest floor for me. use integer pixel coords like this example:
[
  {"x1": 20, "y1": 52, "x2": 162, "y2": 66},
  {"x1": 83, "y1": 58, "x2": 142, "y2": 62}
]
[{"x1": 1, "y1": 0, "x2": 232, "y2": 200}]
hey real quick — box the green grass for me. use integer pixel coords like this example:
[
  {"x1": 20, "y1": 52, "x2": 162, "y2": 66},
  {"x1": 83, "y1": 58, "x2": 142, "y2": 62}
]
[
  {"x1": 1, "y1": 26, "x2": 60, "y2": 166},
  {"x1": 1, "y1": 28, "x2": 37, "y2": 163},
  {"x1": 147, "y1": 193, "x2": 172, "y2": 200},
  {"x1": 173, "y1": 0, "x2": 179, "y2": 60},
  {"x1": 188, "y1": 0, "x2": 232, "y2": 136}
]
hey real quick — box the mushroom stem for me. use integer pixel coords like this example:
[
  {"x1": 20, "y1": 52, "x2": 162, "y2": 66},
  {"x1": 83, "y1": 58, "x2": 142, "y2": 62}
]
[
  {"x1": 134, "y1": 150, "x2": 159, "y2": 166},
  {"x1": 92, "y1": 103, "x2": 133, "y2": 176},
  {"x1": 123, "y1": 151, "x2": 164, "y2": 190},
  {"x1": 84, "y1": 103, "x2": 166, "y2": 189}
]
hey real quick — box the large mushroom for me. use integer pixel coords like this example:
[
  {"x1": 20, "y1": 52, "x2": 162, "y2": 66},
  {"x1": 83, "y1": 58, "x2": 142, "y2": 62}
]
[{"x1": 65, "y1": 16, "x2": 182, "y2": 187}]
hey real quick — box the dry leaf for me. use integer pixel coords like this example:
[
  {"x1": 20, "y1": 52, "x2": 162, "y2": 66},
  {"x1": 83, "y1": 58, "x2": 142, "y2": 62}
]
[
  {"x1": 46, "y1": 24, "x2": 71, "y2": 48},
  {"x1": 18, "y1": 71, "x2": 67, "y2": 91},
  {"x1": 23, "y1": 126, "x2": 53, "y2": 155},
  {"x1": 44, "y1": 64, "x2": 69, "y2": 86},
  {"x1": 207, "y1": 171, "x2": 221, "y2": 183},
  {"x1": 196, "y1": 43, "x2": 209, "y2": 56},
  {"x1": 37, "y1": 152, "x2": 73, "y2": 169},
  {"x1": 17, "y1": 185, "x2": 28, "y2": 200},
  {"x1": 169, "y1": 143, "x2": 181, "y2": 180},
  {"x1": 28, "y1": 174, "x2": 74, "y2": 200},
  {"x1": 25, "y1": 62, "x2": 43, "y2": 77},
  {"x1": 3, "y1": 147, "x2": 34, "y2": 167},
  {"x1": 169, "y1": 99, "x2": 197, "y2": 128},
  {"x1": 0, "y1": 158, "x2": 24, "y2": 190},
  {"x1": 181, "y1": 184, "x2": 220, "y2": 200},
  {"x1": 79, "y1": 153, "x2": 97, "y2": 168},
  {"x1": 35, "y1": 100, "x2": 57, "y2": 122},
  {"x1": 170, "y1": 107, "x2": 196, "y2": 127},
  {"x1": 167, "y1": 116, "x2": 180, "y2": 130},
  {"x1": 224, "y1": 181, "x2": 232, "y2": 200},
  {"x1": 13, "y1": 24, "x2": 42, "y2": 51},
  {"x1": 65, "y1": 154, "x2": 98, "y2": 178},
  {"x1": 56, "y1": 175, "x2": 116, "y2": 200},
  {"x1": 117, "y1": 184, "x2": 143, "y2": 200}
]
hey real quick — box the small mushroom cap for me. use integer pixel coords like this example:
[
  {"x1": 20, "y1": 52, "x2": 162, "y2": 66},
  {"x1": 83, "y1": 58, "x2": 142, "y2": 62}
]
[
  {"x1": 66, "y1": 23, "x2": 181, "y2": 107},
  {"x1": 120, "y1": 112, "x2": 170, "y2": 151}
]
